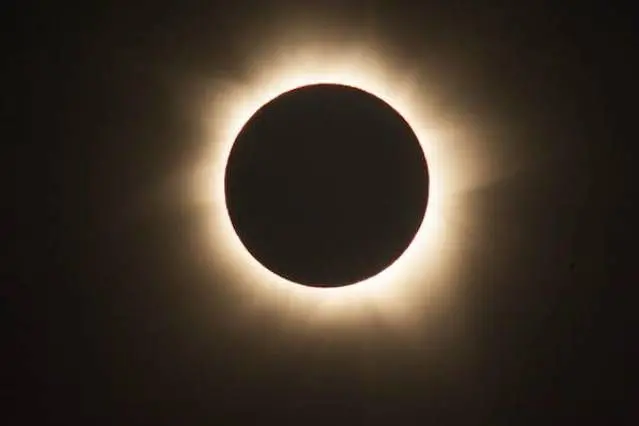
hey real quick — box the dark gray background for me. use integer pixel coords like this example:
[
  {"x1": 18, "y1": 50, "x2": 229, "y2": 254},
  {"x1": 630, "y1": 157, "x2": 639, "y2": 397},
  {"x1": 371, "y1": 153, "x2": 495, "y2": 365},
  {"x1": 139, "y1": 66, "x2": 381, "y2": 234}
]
[{"x1": 7, "y1": 1, "x2": 636, "y2": 424}]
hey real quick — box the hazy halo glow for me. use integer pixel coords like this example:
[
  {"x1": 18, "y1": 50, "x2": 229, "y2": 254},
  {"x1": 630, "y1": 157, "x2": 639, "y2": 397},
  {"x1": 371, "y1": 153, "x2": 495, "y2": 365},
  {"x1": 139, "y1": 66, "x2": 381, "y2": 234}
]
[{"x1": 192, "y1": 38, "x2": 477, "y2": 328}]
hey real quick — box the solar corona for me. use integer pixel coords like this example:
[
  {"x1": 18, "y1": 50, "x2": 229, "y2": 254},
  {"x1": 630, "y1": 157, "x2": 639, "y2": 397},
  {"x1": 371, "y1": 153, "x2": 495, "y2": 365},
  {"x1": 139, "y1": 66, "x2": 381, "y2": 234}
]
[{"x1": 189, "y1": 29, "x2": 490, "y2": 327}]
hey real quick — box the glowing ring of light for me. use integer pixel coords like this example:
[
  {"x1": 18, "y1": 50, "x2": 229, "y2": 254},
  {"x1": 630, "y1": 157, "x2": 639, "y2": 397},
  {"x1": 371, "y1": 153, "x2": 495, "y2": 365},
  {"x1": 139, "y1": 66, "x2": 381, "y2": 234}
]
[{"x1": 190, "y1": 34, "x2": 485, "y2": 327}]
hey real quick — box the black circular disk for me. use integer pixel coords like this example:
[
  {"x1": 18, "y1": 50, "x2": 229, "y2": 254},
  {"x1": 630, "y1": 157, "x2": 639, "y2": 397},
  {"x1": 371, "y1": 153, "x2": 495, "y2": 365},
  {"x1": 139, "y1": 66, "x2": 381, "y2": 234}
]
[{"x1": 224, "y1": 84, "x2": 428, "y2": 288}]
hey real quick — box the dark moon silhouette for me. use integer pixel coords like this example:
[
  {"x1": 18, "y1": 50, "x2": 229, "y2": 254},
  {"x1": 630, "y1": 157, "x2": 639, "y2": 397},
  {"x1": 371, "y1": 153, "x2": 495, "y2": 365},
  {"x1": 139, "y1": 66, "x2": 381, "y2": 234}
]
[{"x1": 224, "y1": 84, "x2": 429, "y2": 288}]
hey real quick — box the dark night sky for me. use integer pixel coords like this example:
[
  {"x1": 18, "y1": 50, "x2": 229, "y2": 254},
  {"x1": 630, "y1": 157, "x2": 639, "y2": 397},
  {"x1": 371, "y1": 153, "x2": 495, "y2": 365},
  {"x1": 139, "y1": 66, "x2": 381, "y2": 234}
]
[{"x1": 7, "y1": 1, "x2": 637, "y2": 425}]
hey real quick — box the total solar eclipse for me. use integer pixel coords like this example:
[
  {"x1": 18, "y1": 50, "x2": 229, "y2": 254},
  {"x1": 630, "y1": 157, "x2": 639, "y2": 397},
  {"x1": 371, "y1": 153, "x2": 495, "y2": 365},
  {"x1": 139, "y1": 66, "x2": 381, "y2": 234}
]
[{"x1": 224, "y1": 84, "x2": 429, "y2": 288}]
